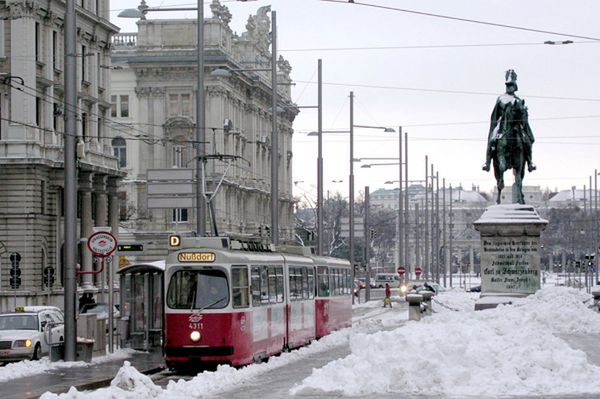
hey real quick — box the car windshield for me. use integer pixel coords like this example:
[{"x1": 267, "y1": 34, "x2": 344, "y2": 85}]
[
  {"x1": 0, "y1": 314, "x2": 39, "y2": 331},
  {"x1": 167, "y1": 269, "x2": 229, "y2": 310}
]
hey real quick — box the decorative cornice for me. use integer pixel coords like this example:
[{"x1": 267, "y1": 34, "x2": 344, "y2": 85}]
[{"x1": 135, "y1": 87, "x2": 165, "y2": 97}]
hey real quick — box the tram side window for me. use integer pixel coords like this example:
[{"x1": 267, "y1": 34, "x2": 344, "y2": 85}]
[
  {"x1": 268, "y1": 267, "x2": 277, "y2": 304},
  {"x1": 289, "y1": 267, "x2": 299, "y2": 301},
  {"x1": 276, "y1": 267, "x2": 284, "y2": 303},
  {"x1": 329, "y1": 268, "x2": 337, "y2": 296},
  {"x1": 232, "y1": 266, "x2": 249, "y2": 308},
  {"x1": 302, "y1": 268, "x2": 309, "y2": 299},
  {"x1": 317, "y1": 266, "x2": 329, "y2": 297},
  {"x1": 260, "y1": 266, "x2": 269, "y2": 304},
  {"x1": 343, "y1": 269, "x2": 349, "y2": 294},
  {"x1": 307, "y1": 268, "x2": 315, "y2": 299},
  {"x1": 251, "y1": 266, "x2": 261, "y2": 306}
]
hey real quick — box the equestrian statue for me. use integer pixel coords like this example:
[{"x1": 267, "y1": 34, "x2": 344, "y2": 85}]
[{"x1": 482, "y1": 70, "x2": 536, "y2": 205}]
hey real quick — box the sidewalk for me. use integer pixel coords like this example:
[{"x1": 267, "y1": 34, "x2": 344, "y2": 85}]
[{"x1": 0, "y1": 350, "x2": 164, "y2": 399}]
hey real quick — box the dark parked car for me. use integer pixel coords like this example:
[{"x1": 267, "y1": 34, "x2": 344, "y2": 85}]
[{"x1": 468, "y1": 285, "x2": 481, "y2": 292}]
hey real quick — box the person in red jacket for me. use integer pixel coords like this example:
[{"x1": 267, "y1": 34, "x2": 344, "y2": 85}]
[{"x1": 383, "y1": 283, "x2": 392, "y2": 308}]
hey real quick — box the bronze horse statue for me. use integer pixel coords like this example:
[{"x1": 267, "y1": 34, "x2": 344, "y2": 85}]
[{"x1": 490, "y1": 100, "x2": 531, "y2": 204}]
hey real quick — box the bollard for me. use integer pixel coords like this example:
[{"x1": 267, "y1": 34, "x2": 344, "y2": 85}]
[
  {"x1": 592, "y1": 288, "x2": 600, "y2": 311},
  {"x1": 421, "y1": 291, "x2": 434, "y2": 316},
  {"x1": 406, "y1": 294, "x2": 423, "y2": 321}
]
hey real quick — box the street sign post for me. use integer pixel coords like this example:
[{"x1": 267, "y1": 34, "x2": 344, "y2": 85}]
[
  {"x1": 86, "y1": 231, "x2": 118, "y2": 354},
  {"x1": 146, "y1": 169, "x2": 195, "y2": 209},
  {"x1": 415, "y1": 267, "x2": 423, "y2": 279}
]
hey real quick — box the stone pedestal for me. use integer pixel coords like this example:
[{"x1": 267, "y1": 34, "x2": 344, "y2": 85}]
[{"x1": 473, "y1": 204, "x2": 548, "y2": 308}]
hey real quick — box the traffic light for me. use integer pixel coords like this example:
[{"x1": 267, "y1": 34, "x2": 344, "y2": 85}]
[
  {"x1": 9, "y1": 252, "x2": 21, "y2": 289},
  {"x1": 43, "y1": 266, "x2": 55, "y2": 288},
  {"x1": 369, "y1": 229, "x2": 376, "y2": 239}
]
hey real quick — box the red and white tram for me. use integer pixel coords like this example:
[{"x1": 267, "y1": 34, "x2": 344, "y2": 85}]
[{"x1": 163, "y1": 236, "x2": 352, "y2": 369}]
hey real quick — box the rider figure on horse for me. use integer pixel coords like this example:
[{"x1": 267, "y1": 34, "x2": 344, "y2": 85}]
[{"x1": 483, "y1": 70, "x2": 536, "y2": 173}]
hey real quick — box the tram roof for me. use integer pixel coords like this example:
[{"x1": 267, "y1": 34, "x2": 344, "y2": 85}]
[{"x1": 117, "y1": 260, "x2": 166, "y2": 275}]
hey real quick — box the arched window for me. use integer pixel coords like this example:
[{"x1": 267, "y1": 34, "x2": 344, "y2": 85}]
[
  {"x1": 171, "y1": 135, "x2": 188, "y2": 168},
  {"x1": 112, "y1": 137, "x2": 127, "y2": 168}
]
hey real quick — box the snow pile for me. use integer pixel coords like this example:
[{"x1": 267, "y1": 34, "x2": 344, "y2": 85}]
[
  {"x1": 291, "y1": 286, "x2": 600, "y2": 397},
  {"x1": 39, "y1": 305, "x2": 400, "y2": 399},
  {"x1": 0, "y1": 348, "x2": 134, "y2": 383},
  {"x1": 433, "y1": 288, "x2": 479, "y2": 313},
  {"x1": 40, "y1": 361, "x2": 161, "y2": 399}
]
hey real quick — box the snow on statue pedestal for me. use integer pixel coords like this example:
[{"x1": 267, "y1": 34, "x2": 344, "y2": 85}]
[{"x1": 473, "y1": 204, "x2": 548, "y2": 310}]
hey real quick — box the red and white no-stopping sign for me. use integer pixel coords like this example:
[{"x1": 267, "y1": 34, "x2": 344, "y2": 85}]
[{"x1": 87, "y1": 231, "x2": 118, "y2": 257}]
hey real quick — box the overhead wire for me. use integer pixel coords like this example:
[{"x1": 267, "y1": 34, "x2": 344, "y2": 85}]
[
  {"x1": 321, "y1": 0, "x2": 600, "y2": 41},
  {"x1": 279, "y1": 40, "x2": 597, "y2": 53},
  {"x1": 294, "y1": 80, "x2": 600, "y2": 103}
]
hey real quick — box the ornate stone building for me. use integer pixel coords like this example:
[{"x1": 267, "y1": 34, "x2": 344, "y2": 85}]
[
  {"x1": 0, "y1": 0, "x2": 123, "y2": 310},
  {"x1": 111, "y1": 2, "x2": 297, "y2": 258}
]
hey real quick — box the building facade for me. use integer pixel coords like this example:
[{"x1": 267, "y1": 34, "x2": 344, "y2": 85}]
[
  {"x1": 0, "y1": 0, "x2": 123, "y2": 310},
  {"x1": 111, "y1": 2, "x2": 297, "y2": 259}
]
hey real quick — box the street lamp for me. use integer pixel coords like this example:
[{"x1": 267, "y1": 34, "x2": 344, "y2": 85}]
[
  {"x1": 360, "y1": 162, "x2": 399, "y2": 168},
  {"x1": 349, "y1": 93, "x2": 395, "y2": 303}
]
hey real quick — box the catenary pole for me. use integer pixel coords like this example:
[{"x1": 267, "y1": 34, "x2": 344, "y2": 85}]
[
  {"x1": 424, "y1": 156, "x2": 429, "y2": 280},
  {"x1": 317, "y1": 59, "x2": 323, "y2": 255},
  {"x1": 196, "y1": 0, "x2": 206, "y2": 236},
  {"x1": 64, "y1": 0, "x2": 78, "y2": 361},
  {"x1": 349, "y1": 92, "x2": 355, "y2": 304},
  {"x1": 365, "y1": 186, "x2": 370, "y2": 302},
  {"x1": 398, "y1": 126, "x2": 403, "y2": 282},
  {"x1": 449, "y1": 184, "x2": 453, "y2": 288},
  {"x1": 404, "y1": 132, "x2": 409, "y2": 280}
]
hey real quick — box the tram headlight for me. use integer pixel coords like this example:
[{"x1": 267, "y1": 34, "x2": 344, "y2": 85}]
[
  {"x1": 400, "y1": 284, "x2": 408, "y2": 294},
  {"x1": 190, "y1": 330, "x2": 201, "y2": 342}
]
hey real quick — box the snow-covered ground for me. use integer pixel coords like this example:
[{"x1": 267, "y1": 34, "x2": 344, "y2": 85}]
[
  {"x1": 36, "y1": 285, "x2": 600, "y2": 398},
  {"x1": 0, "y1": 348, "x2": 135, "y2": 382}
]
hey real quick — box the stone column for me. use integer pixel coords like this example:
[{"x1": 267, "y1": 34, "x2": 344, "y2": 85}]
[
  {"x1": 79, "y1": 172, "x2": 94, "y2": 289},
  {"x1": 107, "y1": 177, "x2": 120, "y2": 287},
  {"x1": 93, "y1": 175, "x2": 108, "y2": 289}
]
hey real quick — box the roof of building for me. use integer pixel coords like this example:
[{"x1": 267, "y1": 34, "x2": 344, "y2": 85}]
[
  {"x1": 411, "y1": 187, "x2": 487, "y2": 204},
  {"x1": 548, "y1": 189, "x2": 598, "y2": 202}
]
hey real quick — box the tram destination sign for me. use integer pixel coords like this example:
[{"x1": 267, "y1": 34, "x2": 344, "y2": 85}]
[{"x1": 177, "y1": 252, "x2": 216, "y2": 263}]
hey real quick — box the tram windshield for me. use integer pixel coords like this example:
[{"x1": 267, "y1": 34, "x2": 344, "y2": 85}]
[{"x1": 167, "y1": 270, "x2": 229, "y2": 310}]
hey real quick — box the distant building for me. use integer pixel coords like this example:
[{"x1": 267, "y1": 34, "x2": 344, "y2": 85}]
[
  {"x1": 370, "y1": 184, "x2": 425, "y2": 210},
  {"x1": 492, "y1": 185, "x2": 544, "y2": 206},
  {"x1": 545, "y1": 188, "x2": 599, "y2": 209}
]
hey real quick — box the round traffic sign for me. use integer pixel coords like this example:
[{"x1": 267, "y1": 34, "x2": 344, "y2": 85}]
[
  {"x1": 415, "y1": 267, "x2": 423, "y2": 277},
  {"x1": 87, "y1": 231, "x2": 118, "y2": 257},
  {"x1": 397, "y1": 266, "x2": 406, "y2": 275}
]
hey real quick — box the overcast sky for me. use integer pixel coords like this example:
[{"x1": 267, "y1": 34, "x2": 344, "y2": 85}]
[{"x1": 110, "y1": 0, "x2": 600, "y2": 203}]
